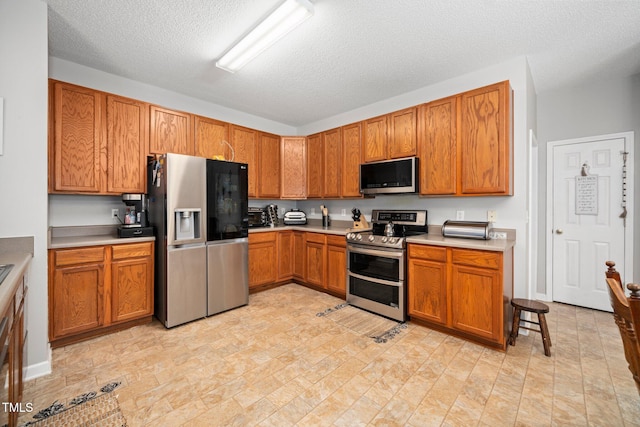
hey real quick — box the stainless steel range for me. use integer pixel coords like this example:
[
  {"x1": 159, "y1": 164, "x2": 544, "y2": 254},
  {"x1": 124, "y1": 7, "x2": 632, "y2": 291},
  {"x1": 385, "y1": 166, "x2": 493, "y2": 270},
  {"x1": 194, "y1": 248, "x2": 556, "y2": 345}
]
[{"x1": 346, "y1": 209, "x2": 428, "y2": 322}]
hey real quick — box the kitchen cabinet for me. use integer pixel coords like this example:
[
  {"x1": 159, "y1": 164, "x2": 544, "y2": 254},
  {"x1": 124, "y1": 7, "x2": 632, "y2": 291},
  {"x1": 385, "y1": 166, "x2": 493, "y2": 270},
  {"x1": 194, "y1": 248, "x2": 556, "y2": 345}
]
[
  {"x1": 459, "y1": 81, "x2": 512, "y2": 195},
  {"x1": 407, "y1": 243, "x2": 512, "y2": 349},
  {"x1": 418, "y1": 96, "x2": 457, "y2": 195},
  {"x1": 407, "y1": 245, "x2": 448, "y2": 325},
  {"x1": 341, "y1": 122, "x2": 362, "y2": 198},
  {"x1": 48, "y1": 242, "x2": 154, "y2": 347},
  {"x1": 149, "y1": 105, "x2": 193, "y2": 155},
  {"x1": 194, "y1": 115, "x2": 230, "y2": 160},
  {"x1": 248, "y1": 232, "x2": 277, "y2": 289},
  {"x1": 305, "y1": 233, "x2": 326, "y2": 288},
  {"x1": 230, "y1": 125, "x2": 259, "y2": 198},
  {"x1": 362, "y1": 115, "x2": 388, "y2": 163},
  {"x1": 258, "y1": 132, "x2": 281, "y2": 198},
  {"x1": 281, "y1": 137, "x2": 307, "y2": 199},
  {"x1": 306, "y1": 133, "x2": 324, "y2": 198},
  {"x1": 292, "y1": 231, "x2": 306, "y2": 280},
  {"x1": 110, "y1": 243, "x2": 154, "y2": 323},
  {"x1": 277, "y1": 231, "x2": 294, "y2": 281},
  {"x1": 49, "y1": 81, "x2": 103, "y2": 193},
  {"x1": 106, "y1": 95, "x2": 149, "y2": 193},
  {"x1": 388, "y1": 107, "x2": 417, "y2": 159},
  {"x1": 322, "y1": 128, "x2": 342, "y2": 198},
  {"x1": 325, "y1": 235, "x2": 346, "y2": 296}
]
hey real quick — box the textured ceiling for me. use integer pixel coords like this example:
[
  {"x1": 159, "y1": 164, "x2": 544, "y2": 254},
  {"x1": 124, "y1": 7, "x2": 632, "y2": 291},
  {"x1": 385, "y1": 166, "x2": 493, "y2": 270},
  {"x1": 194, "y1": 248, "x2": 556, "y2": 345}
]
[{"x1": 45, "y1": 0, "x2": 640, "y2": 127}]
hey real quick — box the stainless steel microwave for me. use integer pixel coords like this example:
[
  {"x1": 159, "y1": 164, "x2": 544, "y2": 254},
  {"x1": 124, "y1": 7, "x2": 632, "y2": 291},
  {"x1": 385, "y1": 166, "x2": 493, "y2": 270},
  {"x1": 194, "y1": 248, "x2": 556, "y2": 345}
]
[{"x1": 359, "y1": 157, "x2": 419, "y2": 195}]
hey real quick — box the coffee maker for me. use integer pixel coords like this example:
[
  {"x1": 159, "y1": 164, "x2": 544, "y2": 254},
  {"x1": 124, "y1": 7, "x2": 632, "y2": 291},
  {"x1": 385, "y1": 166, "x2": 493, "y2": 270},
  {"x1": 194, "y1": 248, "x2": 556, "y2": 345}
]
[{"x1": 118, "y1": 193, "x2": 154, "y2": 238}]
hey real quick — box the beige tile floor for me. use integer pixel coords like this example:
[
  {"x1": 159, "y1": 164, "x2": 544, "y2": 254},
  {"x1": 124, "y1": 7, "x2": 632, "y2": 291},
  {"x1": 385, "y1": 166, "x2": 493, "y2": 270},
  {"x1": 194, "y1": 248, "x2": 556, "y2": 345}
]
[{"x1": 21, "y1": 284, "x2": 640, "y2": 426}]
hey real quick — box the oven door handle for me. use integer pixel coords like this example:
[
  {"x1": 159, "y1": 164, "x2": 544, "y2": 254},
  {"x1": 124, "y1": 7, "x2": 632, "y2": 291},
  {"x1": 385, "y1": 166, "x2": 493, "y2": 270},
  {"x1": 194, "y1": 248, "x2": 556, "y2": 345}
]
[
  {"x1": 348, "y1": 271, "x2": 403, "y2": 287},
  {"x1": 347, "y1": 245, "x2": 404, "y2": 259}
]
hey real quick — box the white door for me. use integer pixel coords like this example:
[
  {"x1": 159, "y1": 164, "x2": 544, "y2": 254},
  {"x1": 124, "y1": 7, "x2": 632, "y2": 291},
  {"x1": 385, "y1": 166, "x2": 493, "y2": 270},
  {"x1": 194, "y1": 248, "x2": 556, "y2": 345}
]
[{"x1": 548, "y1": 133, "x2": 633, "y2": 311}]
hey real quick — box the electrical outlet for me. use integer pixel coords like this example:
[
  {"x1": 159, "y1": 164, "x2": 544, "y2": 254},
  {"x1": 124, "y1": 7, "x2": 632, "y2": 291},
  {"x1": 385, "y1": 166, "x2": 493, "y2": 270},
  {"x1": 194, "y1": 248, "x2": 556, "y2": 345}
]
[
  {"x1": 111, "y1": 209, "x2": 119, "y2": 218},
  {"x1": 341, "y1": 209, "x2": 347, "y2": 216},
  {"x1": 310, "y1": 208, "x2": 315, "y2": 215},
  {"x1": 487, "y1": 210, "x2": 497, "y2": 222},
  {"x1": 456, "y1": 210, "x2": 464, "y2": 220}
]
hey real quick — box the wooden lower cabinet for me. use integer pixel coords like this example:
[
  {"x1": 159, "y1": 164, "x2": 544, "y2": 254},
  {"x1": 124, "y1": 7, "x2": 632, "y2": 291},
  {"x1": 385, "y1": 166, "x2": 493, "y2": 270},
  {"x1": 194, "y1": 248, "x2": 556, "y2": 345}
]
[
  {"x1": 277, "y1": 231, "x2": 294, "y2": 280},
  {"x1": 408, "y1": 243, "x2": 513, "y2": 349},
  {"x1": 48, "y1": 242, "x2": 154, "y2": 347},
  {"x1": 248, "y1": 232, "x2": 277, "y2": 289},
  {"x1": 325, "y1": 235, "x2": 347, "y2": 296},
  {"x1": 292, "y1": 231, "x2": 306, "y2": 280},
  {"x1": 305, "y1": 233, "x2": 326, "y2": 288}
]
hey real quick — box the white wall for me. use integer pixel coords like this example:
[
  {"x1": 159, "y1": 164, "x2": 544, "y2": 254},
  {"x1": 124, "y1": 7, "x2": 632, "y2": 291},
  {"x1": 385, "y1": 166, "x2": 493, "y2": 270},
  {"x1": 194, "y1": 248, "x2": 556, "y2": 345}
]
[
  {"x1": 537, "y1": 74, "x2": 640, "y2": 294},
  {"x1": 0, "y1": 0, "x2": 50, "y2": 376},
  {"x1": 299, "y1": 57, "x2": 534, "y2": 299}
]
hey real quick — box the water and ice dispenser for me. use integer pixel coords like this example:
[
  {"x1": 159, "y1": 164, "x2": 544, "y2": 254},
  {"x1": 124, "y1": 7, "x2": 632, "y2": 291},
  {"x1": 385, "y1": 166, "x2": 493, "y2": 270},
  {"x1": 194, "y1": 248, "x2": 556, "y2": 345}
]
[{"x1": 175, "y1": 209, "x2": 201, "y2": 241}]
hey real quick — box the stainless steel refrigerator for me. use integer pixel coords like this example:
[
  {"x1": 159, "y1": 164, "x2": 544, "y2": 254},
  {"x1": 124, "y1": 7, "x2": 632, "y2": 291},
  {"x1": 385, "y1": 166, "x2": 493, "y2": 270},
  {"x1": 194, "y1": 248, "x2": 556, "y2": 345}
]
[{"x1": 148, "y1": 153, "x2": 249, "y2": 328}]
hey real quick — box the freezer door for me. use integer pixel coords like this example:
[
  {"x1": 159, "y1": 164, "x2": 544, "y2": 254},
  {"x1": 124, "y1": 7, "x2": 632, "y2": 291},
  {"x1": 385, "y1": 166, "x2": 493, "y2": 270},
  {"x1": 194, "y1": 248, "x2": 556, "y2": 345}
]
[
  {"x1": 207, "y1": 239, "x2": 248, "y2": 316},
  {"x1": 166, "y1": 245, "x2": 207, "y2": 327}
]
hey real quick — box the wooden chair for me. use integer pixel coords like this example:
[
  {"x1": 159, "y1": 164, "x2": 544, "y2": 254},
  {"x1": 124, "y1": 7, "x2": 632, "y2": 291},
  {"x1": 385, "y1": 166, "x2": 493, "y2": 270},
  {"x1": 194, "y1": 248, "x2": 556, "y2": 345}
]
[
  {"x1": 605, "y1": 276, "x2": 640, "y2": 394},
  {"x1": 605, "y1": 260, "x2": 623, "y2": 290}
]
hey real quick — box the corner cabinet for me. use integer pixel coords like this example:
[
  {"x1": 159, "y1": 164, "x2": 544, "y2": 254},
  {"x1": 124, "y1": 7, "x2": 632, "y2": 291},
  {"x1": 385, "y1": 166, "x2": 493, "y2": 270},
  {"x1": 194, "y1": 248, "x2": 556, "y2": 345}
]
[
  {"x1": 419, "y1": 80, "x2": 512, "y2": 196},
  {"x1": 281, "y1": 137, "x2": 307, "y2": 199},
  {"x1": 408, "y1": 243, "x2": 513, "y2": 350},
  {"x1": 48, "y1": 241, "x2": 154, "y2": 348}
]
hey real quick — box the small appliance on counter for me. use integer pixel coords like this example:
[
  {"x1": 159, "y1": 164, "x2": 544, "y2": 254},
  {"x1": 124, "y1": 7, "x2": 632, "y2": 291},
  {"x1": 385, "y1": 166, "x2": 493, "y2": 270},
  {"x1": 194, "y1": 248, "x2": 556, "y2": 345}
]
[
  {"x1": 441, "y1": 220, "x2": 492, "y2": 240},
  {"x1": 118, "y1": 193, "x2": 154, "y2": 238},
  {"x1": 248, "y1": 207, "x2": 267, "y2": 227},
  {"x1": 283, "y1": 209, "x2": 307, "y2": 225},
  {"x1": 349, "y1": 207, "x2": 370, "y2": 230}
]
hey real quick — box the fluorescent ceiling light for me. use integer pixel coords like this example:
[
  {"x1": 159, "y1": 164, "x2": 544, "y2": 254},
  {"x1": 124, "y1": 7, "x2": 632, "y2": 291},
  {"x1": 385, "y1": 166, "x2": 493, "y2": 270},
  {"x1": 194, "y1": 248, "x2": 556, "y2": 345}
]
[{"x1": 216, "y1": 0, "x2": 314, "y2": 73}]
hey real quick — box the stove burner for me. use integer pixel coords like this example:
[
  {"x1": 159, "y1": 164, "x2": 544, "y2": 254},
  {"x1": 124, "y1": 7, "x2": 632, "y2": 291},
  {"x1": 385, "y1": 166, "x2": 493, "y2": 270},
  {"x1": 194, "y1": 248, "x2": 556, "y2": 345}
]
[{"x1": 345, "y1": 209, "x2": 428, "y2": 249}]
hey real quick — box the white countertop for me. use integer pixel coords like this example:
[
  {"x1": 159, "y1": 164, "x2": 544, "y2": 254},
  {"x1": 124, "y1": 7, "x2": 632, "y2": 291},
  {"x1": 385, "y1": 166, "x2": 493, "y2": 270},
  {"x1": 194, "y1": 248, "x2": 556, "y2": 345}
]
[
  {"x1": 49, "y1": 225, "x2": 155, "y2": 249},
  {"x1": 0, "y1": 251, "x2": 31, "y2": 318}
]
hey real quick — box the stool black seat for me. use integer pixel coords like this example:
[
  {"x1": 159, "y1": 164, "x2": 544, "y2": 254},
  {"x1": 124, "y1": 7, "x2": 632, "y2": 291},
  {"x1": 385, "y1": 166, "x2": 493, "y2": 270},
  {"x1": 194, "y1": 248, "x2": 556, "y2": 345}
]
[{"x1": 508, "y1": 298, "x2": 552, "y2": 357}]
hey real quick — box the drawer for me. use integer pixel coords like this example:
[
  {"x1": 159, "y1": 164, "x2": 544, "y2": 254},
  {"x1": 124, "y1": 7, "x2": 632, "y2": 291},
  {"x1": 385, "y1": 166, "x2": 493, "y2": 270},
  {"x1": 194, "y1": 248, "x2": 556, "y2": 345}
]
[
  {"x1": 306, "y1": 233, "x2": 326, "y2": 244},
  {"x1": 326, "y1": 235, "x2": 346, "y2": 247},
  {"x1": 54, "y1": 247, "x2": 105, "y2": 267},
  {"x1": 452, "y1": 248, "x2": 501, "y2": 270},
  {"x1": 249, "y1": 231, "x2": 277, "y2": 244},
  {"x1": 408, "y1": 244, "x2": 447, "y2": 262},
  {"x1": 112, "y1": 242, "x2": 153, "y2": 260}
]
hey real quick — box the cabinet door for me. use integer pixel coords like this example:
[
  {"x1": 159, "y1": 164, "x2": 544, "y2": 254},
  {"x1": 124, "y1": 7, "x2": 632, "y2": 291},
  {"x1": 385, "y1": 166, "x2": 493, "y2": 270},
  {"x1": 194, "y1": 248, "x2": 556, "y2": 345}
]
[
  {"x1": 111, "y1": 243, "x2": 154, "y2": 323},
  {"x1": 306, "y1": 133, "x2": 324, "y2": 198},
  {"x1": 305, "y1": 233, "x2": 326, "y2": 287},
  {"x1": 51, "y1": 261, "x2": 105, "y2": 339},
  {"x1": 281, "y1": 137, "x2": 307, "y2": 199},
  {"x1": 388, "y1": 107, "x2": 417, "y2": 159},
  {"x1": 230, "y1": 125, "x2": 259, "y2": 198},
  {"x1": 258, "y1": 132, "x2": 281, "y2": 198},
  {"x1": 459, "y1": 81, "x2": 511, "y2": 195},
  {"x1": 362, "y1": 115, "x2": 388, "y2": 162},
  {"x1": 419, "y1": 97, "x2": 457, "y2": 195},
  {"x1": 248, "y1": 232, "x2": 277, "y2": 288},
  {"x1": 52, "y1": 82, "x2": 103, "y2": 193},
  {"x1": 106, "y1": 95, "x2": 148, "y2": 193},
  {"x1": 341, "y1": 123, "x2": 362, "y2": 197},
  {"x1": 326, "y1": 236, "x2": 346, "y2": 295},
  {"x1": 277, "y1": 231, "x2": 293, "y2": 281},
  {"x1": 292, "y1": 231, "x2": 306, "y2": 280},
  {"x1": 323, "y1": 128, "x2": 341, "y2": 198},
  {"x1": 408, "y1": 257, "x2": 448, "y2": 325},
  {"x1": 194, "y1": 116, "x2": 230, "y2": 160},
  {"x1": 149, "y1": 105, "x2": 193, "y2": 155}
]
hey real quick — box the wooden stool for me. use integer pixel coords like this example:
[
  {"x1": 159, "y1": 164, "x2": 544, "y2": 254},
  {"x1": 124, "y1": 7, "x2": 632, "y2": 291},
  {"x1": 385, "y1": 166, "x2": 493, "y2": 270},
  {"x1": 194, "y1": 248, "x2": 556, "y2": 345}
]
[{"x1": 508, "y1": 298, "x2": 552, "y2": 357}]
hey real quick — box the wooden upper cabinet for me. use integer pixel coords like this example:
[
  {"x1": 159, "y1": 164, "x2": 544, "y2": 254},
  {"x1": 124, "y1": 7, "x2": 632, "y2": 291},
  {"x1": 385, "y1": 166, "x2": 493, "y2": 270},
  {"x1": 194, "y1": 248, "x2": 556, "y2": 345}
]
[
  {"x1": 306, "y1": 133, "x2": 324, "y2": 198},
  {"x1": 194, "y1": 116, "x2": 230, "y2": 160},
  {"x1": 459, "y1": 81, "x2": 512, "y2": 195},
  {"x1": 51, "y1": 81, "x2": 103, "y2": 193},
  {"x1": 281, "y1": 137, "x2": 307, "y2": 199},
  {"x1": 106, "y1": 95, "x2": 148, "y2": 193},
  {"x1": 418, "y1": 96, "x2": 457, "y2": 195},
  {"x1": 323, "y1": 128, "x2": 341, "y2": 198},
  {"x1": 362, "y1": 115, "x2": 388, "y2": 163},
  {"x1": 388, "y1": 107, "x2": 417, "y2": 159},
  {"x1": 230, "y1": 125, "x2": 258, "y2": 197},
  {"x1": 341, "y1": 122, "x2": 362, "y2": 198},
  {"x1": 258, "y1": 132, "x2": 281, "y2": 198},
  {"x1": 149, "y1": 105, "x2": 193, "y2": 155}
]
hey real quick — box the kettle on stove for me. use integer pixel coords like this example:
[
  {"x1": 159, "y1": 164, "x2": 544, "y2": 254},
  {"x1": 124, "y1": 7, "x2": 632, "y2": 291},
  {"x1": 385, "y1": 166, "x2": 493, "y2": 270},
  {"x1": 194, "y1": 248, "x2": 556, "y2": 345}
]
[{"x1": 384, "y1": 221, "x2": 395, "y2": 237}]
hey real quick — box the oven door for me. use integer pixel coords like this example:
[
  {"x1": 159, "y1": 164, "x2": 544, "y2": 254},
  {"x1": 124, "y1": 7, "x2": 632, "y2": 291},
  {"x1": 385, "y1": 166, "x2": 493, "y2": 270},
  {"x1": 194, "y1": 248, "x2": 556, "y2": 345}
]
[{"x1": 346, "y1": 244, "x2": 406, "y2": 321}]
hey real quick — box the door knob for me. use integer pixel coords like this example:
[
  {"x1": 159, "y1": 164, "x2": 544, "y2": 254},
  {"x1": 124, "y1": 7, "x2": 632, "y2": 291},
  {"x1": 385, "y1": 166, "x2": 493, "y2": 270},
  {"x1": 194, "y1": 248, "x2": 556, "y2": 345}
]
[{"x1": 555, "y1": 229, "x2": 563, "y2": 234}]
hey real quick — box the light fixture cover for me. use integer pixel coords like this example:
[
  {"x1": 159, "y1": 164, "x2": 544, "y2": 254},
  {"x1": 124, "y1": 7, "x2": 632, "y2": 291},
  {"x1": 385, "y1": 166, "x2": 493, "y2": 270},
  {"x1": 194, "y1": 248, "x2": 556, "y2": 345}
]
[{"x1": 216, "y1": 0, "x2": 314, "y2": 73}]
